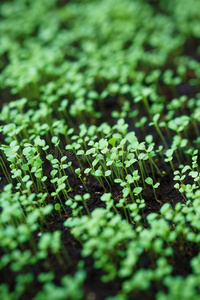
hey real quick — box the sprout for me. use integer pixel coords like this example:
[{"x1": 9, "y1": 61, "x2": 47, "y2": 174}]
[{"x1": 145, "y1": 177, "x2": 161, "y2": 203}]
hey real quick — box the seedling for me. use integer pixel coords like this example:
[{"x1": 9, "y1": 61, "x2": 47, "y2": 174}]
[
  {"x1": 74, "y1": 194, "x2": 91, "y2": 216},
  {"x1": 145, "y1": 177, "x2": 161, "y2": 203},
  {"x1": 75, "y1": 168, "x2": 88, "y2": 191},
  {"x1": 54, "y1": 203, "x2": 62, "y2": 218}
]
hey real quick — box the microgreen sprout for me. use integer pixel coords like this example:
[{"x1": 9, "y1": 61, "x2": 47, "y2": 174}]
[{"x1": 145, "y1": 177, "x2": 161, "y2": 203}]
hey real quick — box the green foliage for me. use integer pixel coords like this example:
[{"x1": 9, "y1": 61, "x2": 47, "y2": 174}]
[{"x1": 0, "y1": 0, "x2": 200, "y2": 299}]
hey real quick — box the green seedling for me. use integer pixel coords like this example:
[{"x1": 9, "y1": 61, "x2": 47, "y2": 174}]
[{"x1": 145, "y1": 177, "x2": 161, "y2": 203}]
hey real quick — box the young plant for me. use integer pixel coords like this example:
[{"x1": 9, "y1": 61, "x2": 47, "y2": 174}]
[{"x1": 145, "y1": 177, "x2": 161, "y2": 203}]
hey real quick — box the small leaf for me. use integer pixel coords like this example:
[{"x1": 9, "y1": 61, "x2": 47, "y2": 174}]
[
  {"x1": 75, "y1": 195, "x2": 82, "y2": 201},
  {"x1": 114, "y1": 178, "x2": 123, "y2": 183},
  {"x1": 105, "y1": 170, "x2": 111, "y2": 176},
  {"x1": 14, "y1": 169, "x2": 22, "y2": 177},
  {"x1": 83, "y1": 193, "x2": 90, "y2": 201},
  {"x1": 55, "y1": 204, "x2": 61, "y2": 211},
  {"x1": 46, "y1": 154, "x2": 54, "y2": 161},
  {"x1": 75, "y1": 168, "x2": 81, "y2": 175},
  {"x1": 122, "y1": 187, "x2": 130, "y2": 198},
  {"x1": 108, "y1": 138, "x2": 117, "y2": 147},
  {"x1": 84, "y1": 168, "x2": 91, "y2": 174},
  {"x1": 22, "y1": 175, "x2": 30, "y2": 182},
  {"x1": 133, "y1": 187, "x2": 143, "y2": 195},
  {"x1": 153, "y1": 113, "x2": 160, "y2": 123},
  {"x1": 94, "y1": 170, "x2": 103, "y2": 177},
  {"x1": 165, "y1": 149, "x2": 173, "y2": 158},
  {"x1": 126, "y1": 132, "x2": 137, "y2": 144},
  {"x1": 153, "y1": 182, "x2": 160, "y2": 188},
  {"x1": 145, "y1": 177, "x2": 153, "y2": 185}
]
